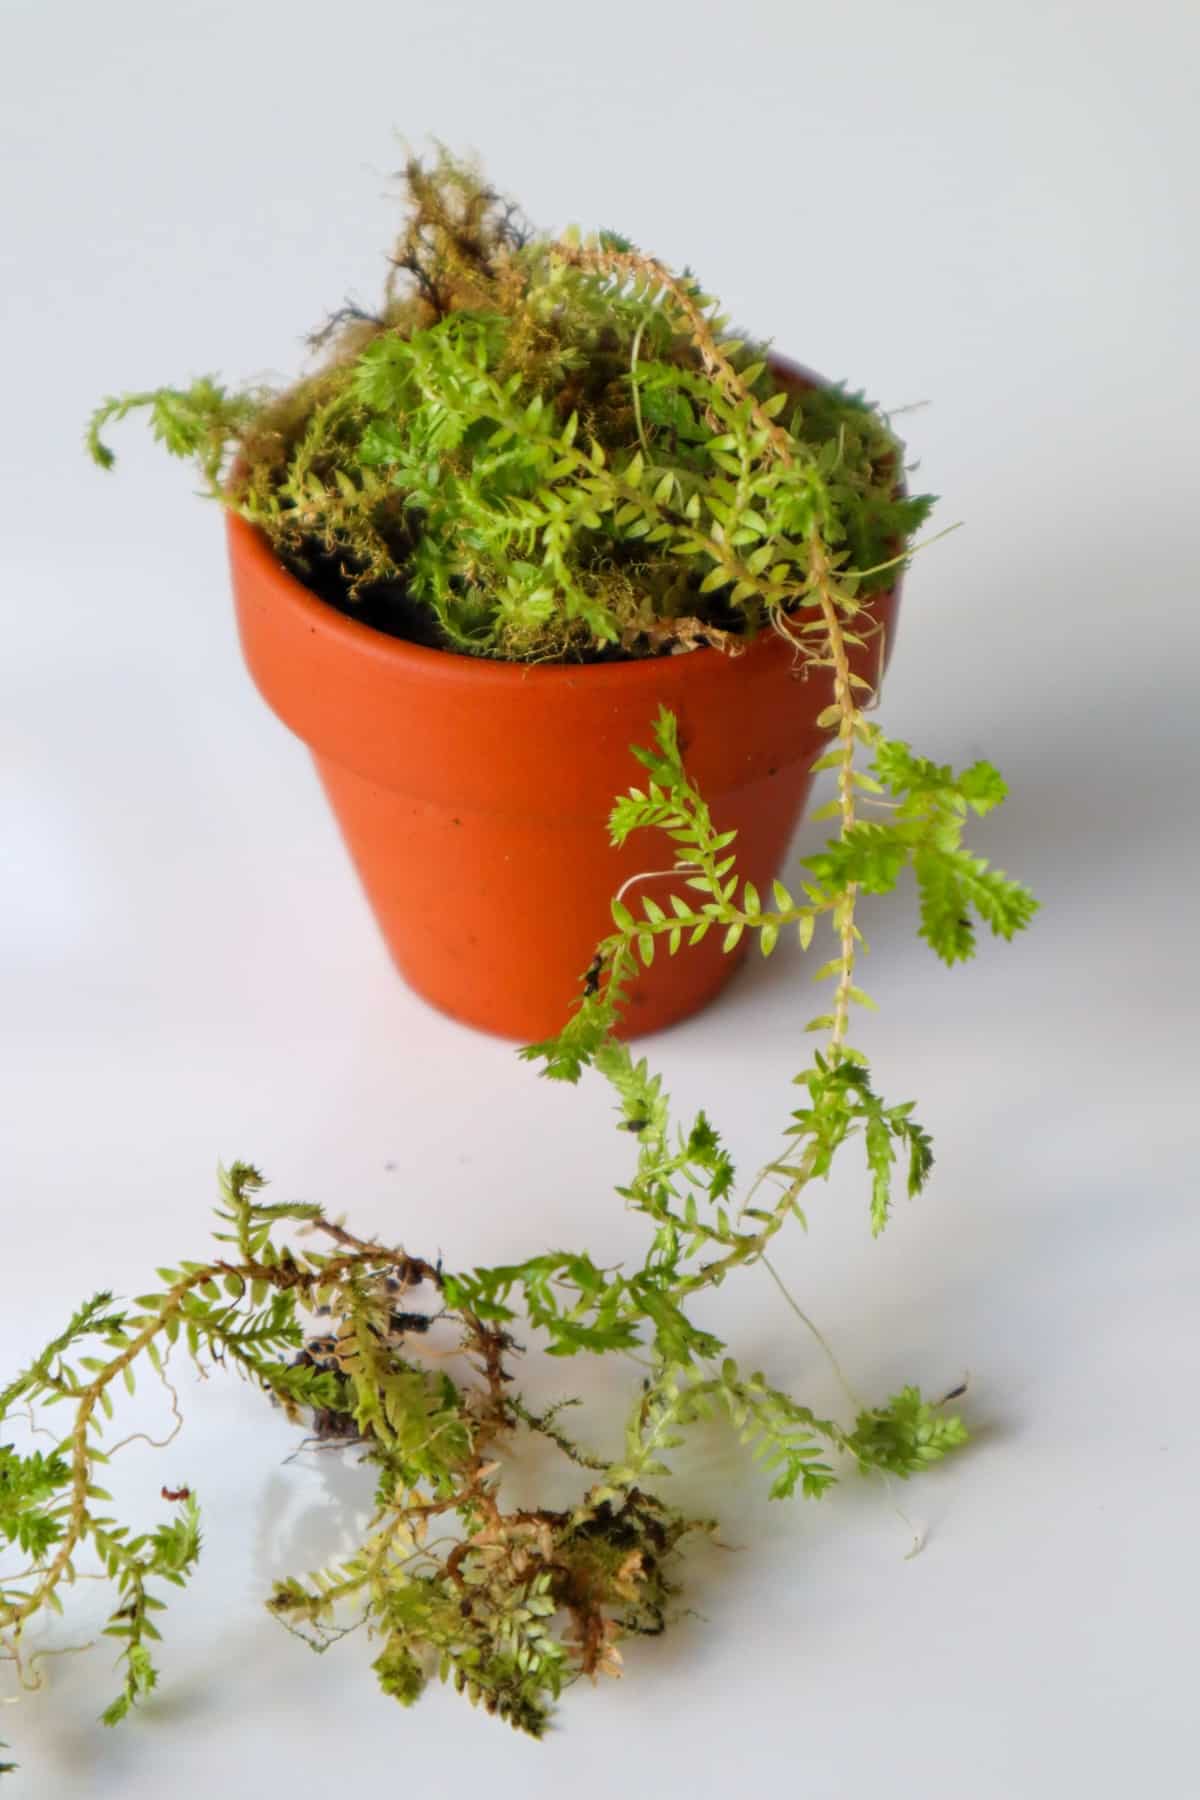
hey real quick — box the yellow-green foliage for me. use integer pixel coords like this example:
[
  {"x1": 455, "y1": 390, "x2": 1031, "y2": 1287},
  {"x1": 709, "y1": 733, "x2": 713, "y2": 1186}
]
[
  {"x1": 0, "y1": 144, "x2": 1042, "y2": 1772},
  {"x1": 1, "y1": 710, "x2": 1035, "y2": 1755},
  {"x1": 88, "y1": 148, "x2": 931, "y2": 661}
]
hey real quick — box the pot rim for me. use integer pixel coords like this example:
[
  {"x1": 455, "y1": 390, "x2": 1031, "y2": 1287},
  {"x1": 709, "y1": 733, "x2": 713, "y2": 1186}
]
[
  {"x1": 226, "y1": 505, "x2": 815, "y2": 693},
  {"x1": 226, "y1": 352, "x2": 894, "y2": 694}
]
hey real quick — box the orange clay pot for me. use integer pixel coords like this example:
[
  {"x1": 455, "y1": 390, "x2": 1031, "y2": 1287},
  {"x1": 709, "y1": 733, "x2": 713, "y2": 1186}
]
[{"x1": 227, "y1": 364, "x2": 901, "y2": 1042}]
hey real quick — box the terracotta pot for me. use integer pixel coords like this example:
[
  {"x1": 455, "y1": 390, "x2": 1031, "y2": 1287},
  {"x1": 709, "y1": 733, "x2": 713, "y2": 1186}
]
[{"x1": 227, "y1": 364, "x2": 901, "y2": 1041}]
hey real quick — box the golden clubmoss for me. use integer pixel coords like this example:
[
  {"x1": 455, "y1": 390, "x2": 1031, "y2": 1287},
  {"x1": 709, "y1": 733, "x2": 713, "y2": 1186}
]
[
  {"x1": 2, "y1": 712, "x2": 1034, "y2": 1754},
  {"x1": 87, "y1": 148, "x2": 932, "y2": 659},
  {"x1": 1, "y1": 139, "x2": 1041, "y2": 1772}
]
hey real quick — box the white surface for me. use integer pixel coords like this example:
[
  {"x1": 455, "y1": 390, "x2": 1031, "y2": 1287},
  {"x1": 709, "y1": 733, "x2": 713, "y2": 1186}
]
[{"x1": 2, "y1": 1, "x2": 1198, "y2": 1794}]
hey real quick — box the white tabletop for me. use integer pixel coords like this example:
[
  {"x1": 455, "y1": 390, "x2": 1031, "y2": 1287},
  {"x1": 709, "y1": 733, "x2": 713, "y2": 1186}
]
[{"x1": 2, "y1": 2, "x2": 1197, "y2": 1794}]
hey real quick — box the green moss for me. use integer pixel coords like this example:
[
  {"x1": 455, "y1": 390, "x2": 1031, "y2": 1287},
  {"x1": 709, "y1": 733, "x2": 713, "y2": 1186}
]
[
  {"x1": 0, "y1": 714, "x2": 1035, "y2": 1754},
  {"x1": 0, "y1": 143, "x2": 1041, "y2": 1770},
  {"x1": 88, "y1": 148, "x2": 932, "y2": 661}
]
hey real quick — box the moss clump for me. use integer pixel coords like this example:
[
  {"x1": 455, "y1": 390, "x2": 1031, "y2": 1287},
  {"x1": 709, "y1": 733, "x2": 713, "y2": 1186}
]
[{"x1": 89, "y1": 146, "x2": 932, "y2": 662}]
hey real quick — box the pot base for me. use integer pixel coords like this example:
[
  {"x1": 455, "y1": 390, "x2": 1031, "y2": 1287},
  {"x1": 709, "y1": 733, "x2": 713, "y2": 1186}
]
[{"x1": 313, "y1": 751, "x2": 816, "y2": 1042}]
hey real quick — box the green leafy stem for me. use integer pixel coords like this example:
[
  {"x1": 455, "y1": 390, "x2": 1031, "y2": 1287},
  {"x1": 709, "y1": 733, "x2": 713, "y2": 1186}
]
[{"x1": 2, "y1": 675, "x2": 1033, "y2": 1752}]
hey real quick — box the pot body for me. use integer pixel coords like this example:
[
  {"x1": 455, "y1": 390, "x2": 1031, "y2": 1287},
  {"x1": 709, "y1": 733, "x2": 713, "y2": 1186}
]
[
  {"x1": 226, "y1": 352, "x2": 901, "y2": 1041},
  {"x1": 228, "y1": 513, "x2": 899, "y2": 1040}
]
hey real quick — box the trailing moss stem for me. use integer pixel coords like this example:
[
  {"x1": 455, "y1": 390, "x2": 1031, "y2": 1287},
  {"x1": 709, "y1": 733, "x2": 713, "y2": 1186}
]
[
  {"x1": 809, "y1": 533, "x2": 861, "y2": 1057},
  {"x1": 551, "y1": 241, "x2": 796, "y2": 464}
]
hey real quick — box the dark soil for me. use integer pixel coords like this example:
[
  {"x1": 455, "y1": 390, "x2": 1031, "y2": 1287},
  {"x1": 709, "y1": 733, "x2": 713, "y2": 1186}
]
[
  {"x1": 282, "y1": 539, "x2": 751, "y2": 665},
  {"x1": 283, "y1": 541, "x2": 457, "y2": 653}
]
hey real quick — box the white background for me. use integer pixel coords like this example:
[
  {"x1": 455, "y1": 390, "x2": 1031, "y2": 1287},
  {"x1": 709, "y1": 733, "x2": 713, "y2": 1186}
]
[{"x1": 2, "y1": 1, "x2": 1198, "y2": 1794}]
